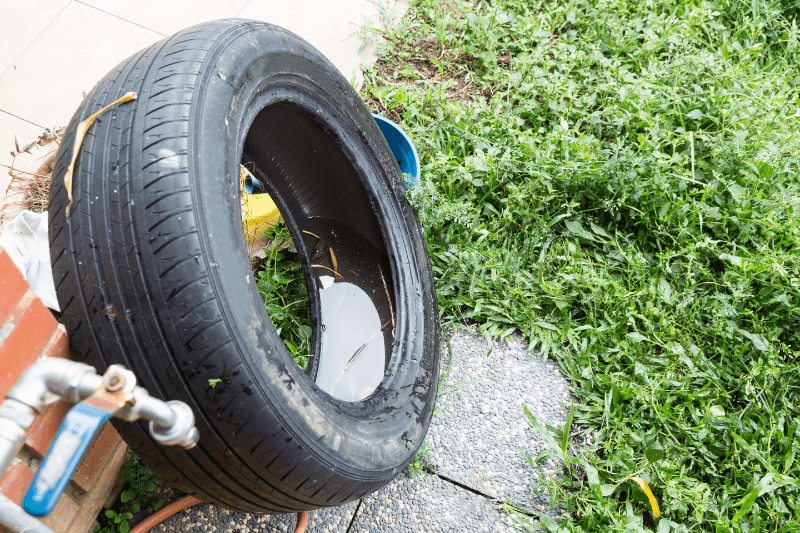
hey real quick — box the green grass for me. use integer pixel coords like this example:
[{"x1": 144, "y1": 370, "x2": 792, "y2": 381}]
[
  {"x1": 407, "y1": 443, "x2": 435, "y2": 481},
  {"x1": 361, "y1": 0, "x2": 800, "y2": 530},
  {"x1": 255, "y1": 219, "x2": 313, "y2": 371}
]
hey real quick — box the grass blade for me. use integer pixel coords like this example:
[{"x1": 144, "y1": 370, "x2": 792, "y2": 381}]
[
  {"x1": 525, "y1": 405, "x2": 566, "y2": 463},
  {"x1": 561, "y1": 403, "x2": 574, "y2": 458},
  {"x1": 733, "y1": 473, "x2": 796, "y2": 522}
]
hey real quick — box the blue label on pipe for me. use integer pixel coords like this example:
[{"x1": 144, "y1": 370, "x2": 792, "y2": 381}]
[{"x1": 23, "y1": 403, "x2": 111, "y2": 516}]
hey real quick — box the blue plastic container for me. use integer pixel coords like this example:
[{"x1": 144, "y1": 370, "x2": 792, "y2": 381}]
[{"x1": 372, "y1": 114, "x2": 420, "y2": 189}]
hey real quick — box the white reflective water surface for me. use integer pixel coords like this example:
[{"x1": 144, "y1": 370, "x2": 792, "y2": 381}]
[{"x1": 315, "y1": 281, "x2": 386, "y2": 401}]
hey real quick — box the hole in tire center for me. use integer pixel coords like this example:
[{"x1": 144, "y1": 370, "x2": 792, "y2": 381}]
[{"x1": 240, "y1": 101, "x2": 395, "y2": 402}]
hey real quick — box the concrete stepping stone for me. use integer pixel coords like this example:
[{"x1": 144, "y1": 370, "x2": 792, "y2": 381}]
[
  {"x1": 153, "y1": 329, "x2": 573, "y2": 531},
  {"x1": 154, "y1": 500, "x2": 358, "y2": 532},
  {"x1": 349, "y1": 473, "x2": 514, "y2": 533},
  {"x1": 426, "y1": 329, "x2": 574, "y2": 511}
]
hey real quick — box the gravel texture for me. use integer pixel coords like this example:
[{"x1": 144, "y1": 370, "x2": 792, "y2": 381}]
[
  {"x1": 427, "y1": 329, "x2": 574, "y2": 511},
  {"x1": 349, "y1": 472, "x2": 514, "y2": 533},
  {"x1": 154, "y1": 500, "x2": 359, "y2": 533}
]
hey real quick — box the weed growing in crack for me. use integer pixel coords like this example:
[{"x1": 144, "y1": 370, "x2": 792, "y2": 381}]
[
  {"x1": 94, "y1": 454, "x2": 169, "y2": 533},
  {"x1": 407, "y1": 443, "x2": 435, "y2": 481}
]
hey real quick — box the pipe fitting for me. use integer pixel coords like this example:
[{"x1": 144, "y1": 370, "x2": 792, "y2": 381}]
[
  {"x1": 1, "y1": 357, "x2": 199, "y2": 533},
  {"x1": 0, "y1": 493, "x2": 57, "y2": 533},
  {"x1": 0, "y1": 399, "x2": 36, "y2": 430},
  {"x1": 149, "y1": 401, "x2": 199, "y2": 449},
  {"x1": 116, "y1": 387, "x2": 177, "y2": 427},
  {"x1": 0, "y1": 410, "x2": 28, "y2": 478},
  {"x1": 5, "y1": 359, "x2": 96, "y2": 413}
]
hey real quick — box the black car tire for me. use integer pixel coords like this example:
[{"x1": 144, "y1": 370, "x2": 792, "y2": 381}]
[{"x1": 48, "y1": 19, "x2": 439, "y2": 514}]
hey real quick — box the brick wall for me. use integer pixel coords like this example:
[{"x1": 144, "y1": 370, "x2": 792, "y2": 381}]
[{"x1": 0, "y1": 248, "x2": 127, "y2": 533}]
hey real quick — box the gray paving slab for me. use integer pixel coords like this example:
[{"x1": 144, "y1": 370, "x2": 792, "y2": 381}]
[
  {"x1": 154, "y1": 500, "x2": 359, "y2": 533},
  {"x1": 426, "y1": 329, "x2": 574, "y2": 511},
  {"x1": 349, "y1": 472, "x2": 515, "y2": 533}
]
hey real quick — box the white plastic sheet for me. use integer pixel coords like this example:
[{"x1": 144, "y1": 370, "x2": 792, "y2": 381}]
[{"x1": 0, "y1": 210, "x2": 59, "y2": 311}]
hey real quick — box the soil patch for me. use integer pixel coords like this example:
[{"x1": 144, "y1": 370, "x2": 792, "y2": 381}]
[{"x1": 363, "y1": 37, "x2": 496, "y2": 118}]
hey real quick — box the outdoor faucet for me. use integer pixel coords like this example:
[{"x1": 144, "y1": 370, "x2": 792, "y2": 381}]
[{"x1": 0, "y1": 358, "x2": 198, "y2": 533}]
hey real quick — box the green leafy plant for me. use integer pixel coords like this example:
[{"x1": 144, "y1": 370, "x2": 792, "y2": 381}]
[
  {"x1": 95, "y1": 454, "x2": 168, "y2": 533},
  {"x1": 255, "y1": 219, "x2": 312, "y2": 371},
  {"x1": 99, "y1": 509, "x2": 134, "y2": 533},
  {"x1": 407, "y1": 443, "x2": 434, "y2": 481},
  {"x1": 208, "y1": 378, "x2": 222, "y2": 388},
  {"x1": 362, "y1": 0, "x2": 800, "y2": 530}
]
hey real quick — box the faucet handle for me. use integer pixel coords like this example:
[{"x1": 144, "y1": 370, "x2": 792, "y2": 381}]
[
  {"x1": 22, "y1": 365, "x2": 135, "y2": 516},
  {"x1": 23, "y1": 403, "x2": 111, "y2": 516}
]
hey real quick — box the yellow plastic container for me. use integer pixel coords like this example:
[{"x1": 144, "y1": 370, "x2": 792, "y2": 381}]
[{"x1": 240, "y1": 165, "x2": 280, "y2": 242}]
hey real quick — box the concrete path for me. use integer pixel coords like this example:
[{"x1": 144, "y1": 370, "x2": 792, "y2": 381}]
[{"x1": 0, "y1": 0, "x2": 408, "y2": 213}]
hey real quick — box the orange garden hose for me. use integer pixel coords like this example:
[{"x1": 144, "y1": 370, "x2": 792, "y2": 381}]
[
  {"x1": 294, "y1": 510, "x2": 309, "y2": 532},
  {"x1": 128, "y1": 495, "x2": 309, "y2": 533},
  {"x1": 129, "y1": 496, "x2": 201, "y2": 533}
]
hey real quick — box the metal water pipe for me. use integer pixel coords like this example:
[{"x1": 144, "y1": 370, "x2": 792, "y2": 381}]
[{"x1": 0, "y1": 358, "x2": 198, "y2": 533}]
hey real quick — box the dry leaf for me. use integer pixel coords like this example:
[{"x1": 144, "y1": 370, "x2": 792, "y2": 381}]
[
  {"x1": 22, "y1": 140, "x2": 37, "y2": 154},
  {"x1": 329, "y1": 247, "x2": 338, "y2": 273},
  {"x1": 64, "y1": 92, "x2": 137, "y2": 216}
]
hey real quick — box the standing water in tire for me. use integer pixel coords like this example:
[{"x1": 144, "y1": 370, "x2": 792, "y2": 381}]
[{"x1": 302, "y1": 219, "x2": 394, "y2": 402}]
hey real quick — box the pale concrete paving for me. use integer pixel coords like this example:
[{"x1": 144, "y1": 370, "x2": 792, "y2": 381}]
[{"x1": 0, "y1": 1, "x2": 571, "y2": 530}]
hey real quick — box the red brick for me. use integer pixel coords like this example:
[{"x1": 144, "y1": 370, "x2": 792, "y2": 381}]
[
  {"x1": 39, "y1": 489, "x2": 80, "y2": 533},
  {"x1": 67, "y1": 439, "x2": 128, "y2": 533},
  {"x1": 41, "y1": 325, "x2": 68, "y2": 360},
  {"x1": 22, "y1": 326, "x2": 70, "y2": 457},
  {"x1": 72, "y1": 422, "x2": 121, "y2": 492},
  {"x1": 0, "y1": 248, "x2": 29, "y2": 326},
  {"x1": 0, "y1": 460, "x2": 35, "y2": 505},
  {"x1": 25, "y1": 400, "x2": 72, "y2": 458},
  {"x1": 0, "y1": 291, "x2": 59, "y2": 398},
  {"x1": 0, "y1": 462, "x2": 37, "y2": 533}
]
